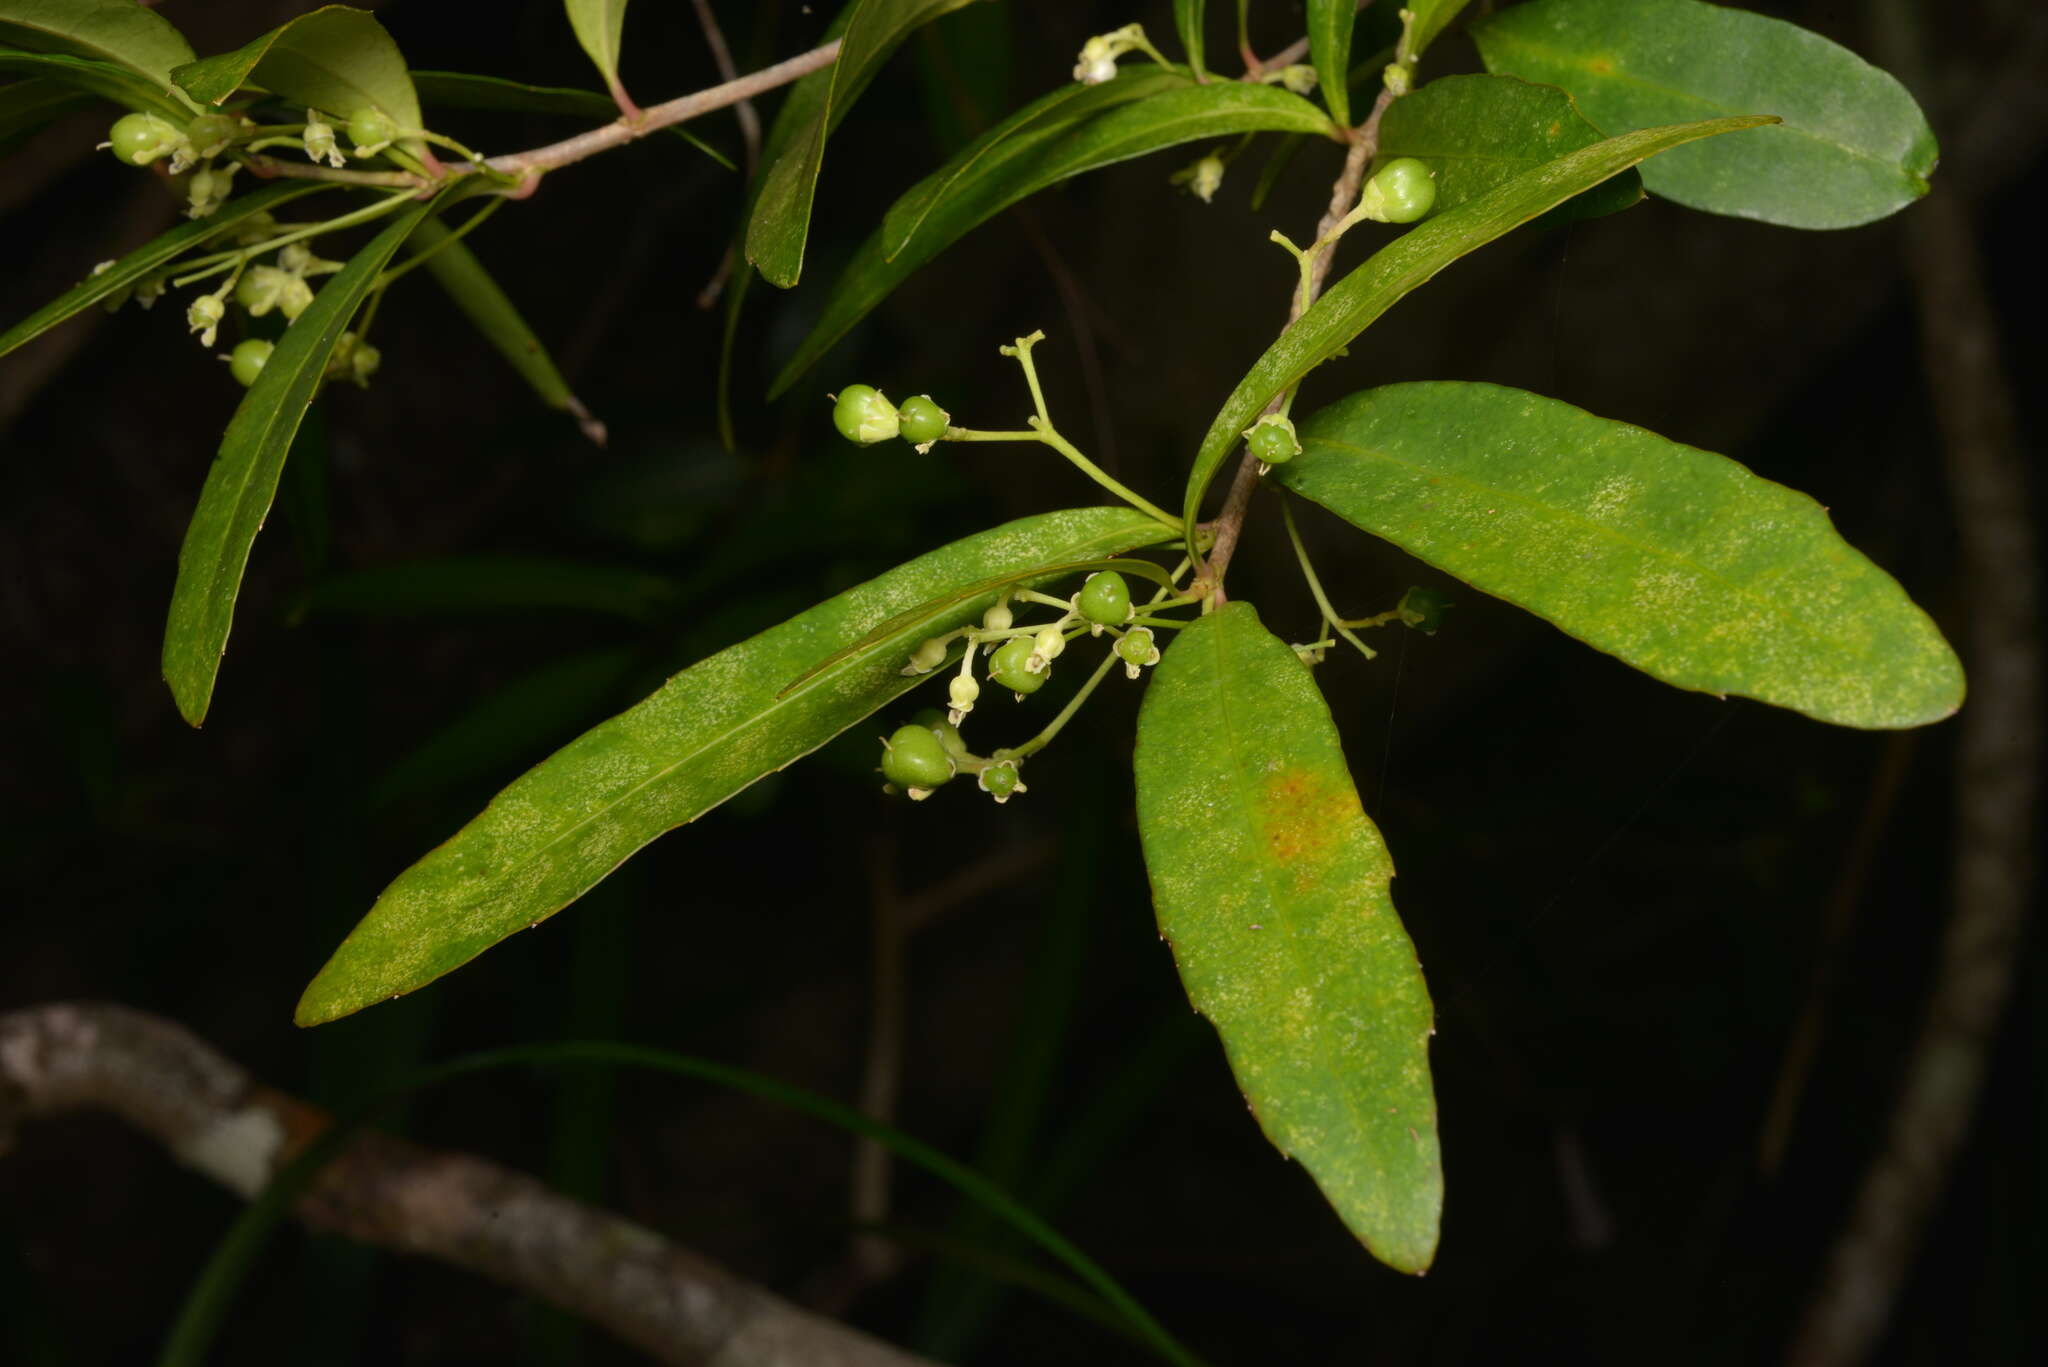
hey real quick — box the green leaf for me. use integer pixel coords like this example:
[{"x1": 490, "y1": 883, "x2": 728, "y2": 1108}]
[
  {"x1": 770, "y1": 73, "x2": 1337, "y2": 395},
  {"x1": 295, "y1": 506, "x2": 1172, "y2": 1026},
  {"x1": 1376, "y1": 73, "x2": 1641, "y2": 221},
  {"x1": 1180, "y1": 113, "x2": 1771, "y2": 531},
  {"x1": 0, "y1": 73, "x2": 102, "y2": 148},
  {"x1": 410, "y1": 69, "x2": 732, "y2": 168},
  {"x1": 778, "y1": 555, "x2": 1179, "y2": 695},
  {"x1": 162, "y1": 196, "x2": 440, "y2": 728},
  {"x1": 744, "y1": 0, "x2": 982, "y2": 289},
  {"x1": 0, "y1": 49, "x2": 183, "y2": 119},
  {"x1": 404, "y1": 217, "x2": 601, "y2": 438},
  {"x1": 0, "y1": 182, "x2": 328, "y2": 361},
  {"x1": 0, "y1": 0, "x2": 196, "y2": 108},
  {"x1": 562, "y1": 0, "x2": 631, "y2": 110},
  {"x1": 1134, "y1": 601, "x2": 1439, "y2": 1273},
  {"x1": 1173, "y1": 0, "x2": 1207, "y2": 80},
  {"x1": 1306, "y1": 0, "x2": 1353, "y2": 127},
  {"x1": 370, "y1": 647, "x2": 639, "y2": 809},
  {"x1": 300, "y1": 555, "x2": 685, "y2": 623},
  {"x1": 1470, "y1": 0, "x2": 1935, "y2": 229},
  {"x1": 169, "y1": 4, "x2": 421, "y2": 143},
  {"x1": 1278, "y1": 382, "x2": 1963, "y2": 728},
  {"x1": 1398, "y1": 1, "x2": 1474, "y2": 65}
]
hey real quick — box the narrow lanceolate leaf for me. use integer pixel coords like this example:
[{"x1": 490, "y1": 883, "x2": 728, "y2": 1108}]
[
  {"x1": 1471, "y1": 0, "x2": 1936, "y2": 229},
  {"x1": 563, "y1": 0, "x2": 632, "y2": 111},
  {"x1": 0, "y1": 0, "x2": 196, "y2": 109},
  {"x1": 1181, "y1": 113, "x2": 1771, "y2": 531},
  {"x1": 162, "y1": 197, "x2": 439, "y2": 728},
  {"x1": 1305, "y1": 0, "x2": 1353, "y2": 127},
  {"x1": 0, "y1": 182, "x2": 328, "y2": 360},
  {"x1": 1279, "y1": 383, "x2": 1964, "y2": 728},
  {"x1": 1135, "y1": 602, "x2": 1439, "y2": 1273},
  {"x1": 745, "y1": 0, "x2": 983, "y2": 288},
  {"x1": 410, "y1": 70, "x2": 731, "y2": 168},
  {"x1": 170, "y1": 4, "x2": 421, "y2": 145},
  {"x1": 406, "y1": 218, "x2": 601, "y2": 440},
  {"x1": 1398, "y1": 0, "x2": 1474, "y2": 65},
  {"x1": 1173, "y1": 0, "x2": 1207, "y2": 80},
  {"x1": 296, "y1": 506, "x2": 1172, "y2": 1026},
  {"x1": 0, "y1": 49, "x2": 186, "y2": 120},
  {"x1": 1375, "y1": 74, "x2": 1641, "y2": 221},
  {"x1": 770, "y1": 74, "x2": 1337, "y2": 395}
]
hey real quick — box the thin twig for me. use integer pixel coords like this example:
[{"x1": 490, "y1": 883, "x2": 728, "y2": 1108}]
[
  {"x1": 691, "y1": 0, "x2": 763, "y2": 176},
  {"x1": 0, "y1": 1003, "x2": 939, "y2": 1367},
  {"x1": 484, "y1": 40, "x2": 841, "y2": 179}
]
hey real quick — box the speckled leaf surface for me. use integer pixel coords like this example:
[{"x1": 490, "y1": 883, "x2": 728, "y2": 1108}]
[
  {"x1": 1181, "y1": 112, "x2": 1769, "y2": 531},
  {"x1": 1278, "y1": 382, "x2": 1963, "y2": 728},
  {"x1": 1376, "y1": 73, "x2": 1641, "y2": 221},
  {"x1": 1134, "y1": 602, "x2": 1439, "y2": 1273},
  {"x1": 297, "y1": 506, "x2": 1171, "y2": 1026},
  {"x1": 771, "y1": 72, "x2": 1334, "y2": 394},
  {"x1": 1471, "y1": 0, "x2": 1935, "y2": 229},
  {"x1": 1305, "y1": 0, "x2": 1351, "y2": 126}
]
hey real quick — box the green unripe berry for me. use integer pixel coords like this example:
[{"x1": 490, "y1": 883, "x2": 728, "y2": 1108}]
[
  {"x1": 347, "y1": 108, "x2": 397, "y2": 151},
  {"x1": 988, "y1": 637, "x2": 1046, "y2": 695},
  {"x1": 909, "y1": 707, "x2": 969, "y2": 757},
  {"x1": 108, "y1": 112, "x2": 183, "y2": 166},
  {"x1": 833, "y1": 384, "x2": 899, "y2": 445},
  {"x1": 185, "y1": 113, "x2": 241, "y2": 157},
  {"x1": 1245, "y1": 414, "x2": 1301, "y2": 467},
  {"x1": 1116, "y1": 626, "x2": 1162, "y2": 678},
  {"x1": 228, "y1": 338, "x2": 273, "y2": 387},
  {"x1": 897, "y1": 394, "x2": 950, "y2": 446},
  {"x1": 978, "y1": 761, "x2": 1025, "y2": 803},
  {"x1": 1359, "y1": 157, "x2": 1436, "y2": 224},
  {"x1": 905, "y1": 634, "x2": 949, "y2": 674},
  {"x1": 1077, "y1": 571, "x2": 1132, "y2": 628},
  {"x1": 881, "y1": 723, "x2": 955, "y2": 791}
]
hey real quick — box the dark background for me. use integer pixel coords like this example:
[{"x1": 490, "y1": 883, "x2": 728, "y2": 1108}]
[{"x1": 2, "y1": 1, "x2": 2041, "y2": 1363}]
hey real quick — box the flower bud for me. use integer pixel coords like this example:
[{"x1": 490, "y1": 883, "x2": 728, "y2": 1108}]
[{"x1": 832, "y1": 384, "x2": 900, "y2": 445}]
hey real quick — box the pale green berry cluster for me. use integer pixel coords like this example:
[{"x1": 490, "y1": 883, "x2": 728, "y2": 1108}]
[{"x1": 831, "y1": 385, "x2": 951, "y2": 451}]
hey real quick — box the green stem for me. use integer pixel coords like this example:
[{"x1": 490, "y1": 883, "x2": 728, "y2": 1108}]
[
  {"x1": 168, "y1": 190, "x2": 416, "y2": 288},
  {"x1": 996, "y1": 650, "x2": 1120, "y2": 763},
  {"x1": 1282, "y1": 496, "x2": 1376, "y2": 662},
  {"x1": 1032, "y1": 421, "x2": 1182, "y2": 530}
]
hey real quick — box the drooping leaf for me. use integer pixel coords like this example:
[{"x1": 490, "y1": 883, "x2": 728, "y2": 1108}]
[
  {"x1": 162, "y1": 196, "x2": 440, "y2": 728},
  {"x1": 562, "y1": 0, "x2": 632, "y2": 111},
  {"x1": 770, "y1": 73, "x2": 1337, "y2": 395},
  {"x1": 779, "y1": 555, "x2": 1179, "y2": 695},
  {"x1": 0, "y1": 49, "x2": 183, "y2": 120},
  {"x1": 404, "y1": 217, "x2": 602, "y2": 439},
  {"x1": 410, "y1": 69, "x2": 731, "y2": 167},
  {"x1": 1306, "y1": 0, "x2": 1353, "y2": 127},
  {"x1": 1375, "y1": 73, "x2": 1641, "y2": 221},
  {"x1": 1398, "y1": 0, "x2": 1474, "y2": 65},
  {"x1": 1470, "y1": 0, "x2": 1935, "y2": 229},
  {"x1": 300, "y1": 555, "x2": 685, "y2": 624},
  {"x1": 0, "y1": 182, "x2": 328, "y2": 360},
  {"x1": 1173, "y1": 0, "x2": 1206, "y2": 80},
  {"x1": 1278, "y1": 382, "x2": 1963, "y2": 728},
  {"x1": 295, "y1": 506, "x2": 1172, "y2": 1026},
  {"x1": 1181, "y1": 113, "x2": 1771, "y2": 531},
  {"x1": 745, "y1": 0, "x2": 984, "y2": 288},
  {"x1": 170, "y1": 4, "x2": 421, "y2": 147},
  {"x1": 1134, "y1": 601, "x2": 1439, "y2": 1273},
  {"x1": 370, "y1": 647, "x2": 640, "y2": 809},
  {"x1": 0, "y1": 74, "x2": 94, "y2": 147},
  {"x1": 0, "y1": 0, "x2": 196, "y2": 109}
]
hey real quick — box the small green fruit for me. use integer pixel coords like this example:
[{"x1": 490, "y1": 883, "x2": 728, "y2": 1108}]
[
  {"x1": 978, "y1": 761, "x2": 1025, "y2": 803},
  {"x1": 107, "y1": 113, "x2": 182, "y2": 166},
  {"x1": 228, "y1": 338, "x2": 274, "y2": 387},
  {"x1": 1359, "y1": 157, "x2": 1436, "y2": 224},
  {"x1": 185, "y1": 113, "x2": 241, "y2": 157},
  {"x1": 347, "y1": 108, "x2": 397, "y2": 151},
  {"x1": 882, "y1": 723, "x2": 955, "y2": 791},
  {"x1": 833, "y1": 385, "x2": 900, "y2": 445},
  {"x1": 1245, "y1": 414, "x2": 1300, "y2": 466},
  {"x1": 1077, "y1": 571, "x2": 1131, "y2": 627},
  {"x1": 909, "y1": 707, "x2": 969, "y2": 757},
  {"x1": 1116, "y1": 626, "x2": 1161, "y2": 678},
  {"x1": 897, "y1": 394, "x2": 950, "y2": 446},
  {"x1": 988, "y1": 637, "x2": 1046, "y2": 695}
]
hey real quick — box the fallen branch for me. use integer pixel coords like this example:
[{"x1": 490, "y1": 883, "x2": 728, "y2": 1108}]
[{"x1": 0, "y1": 1002, "x2": 942, "y2": 1367}]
